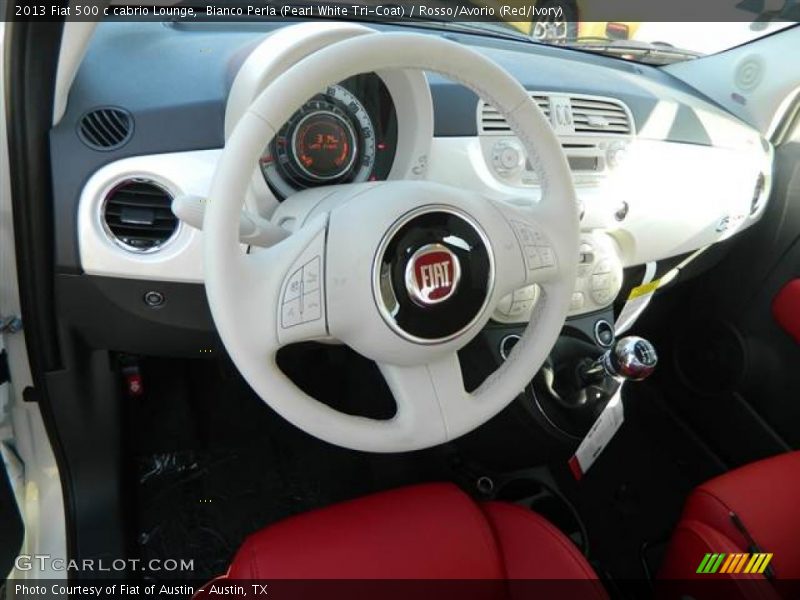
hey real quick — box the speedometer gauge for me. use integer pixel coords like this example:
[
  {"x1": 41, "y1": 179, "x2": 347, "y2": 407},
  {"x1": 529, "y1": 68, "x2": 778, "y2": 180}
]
[
  {"x1": 293, "y1": 110, "x2": 357, "y2": 181},
  {"x1": 260, "y1": 84, "x2": 378, "y2": 198}
]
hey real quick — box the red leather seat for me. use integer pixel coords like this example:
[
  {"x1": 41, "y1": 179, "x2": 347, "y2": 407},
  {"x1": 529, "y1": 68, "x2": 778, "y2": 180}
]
[
  {"x1": 659, "y1": 451, "x2": 800, "y2": 599},
  {"x1": 195, "y1": 483, "x2": 607, "y2": 598}
]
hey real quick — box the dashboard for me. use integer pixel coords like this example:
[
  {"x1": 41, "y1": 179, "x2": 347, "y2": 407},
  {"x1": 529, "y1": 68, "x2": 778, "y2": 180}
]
[{"x1": 52, "y1": 20, "x2": 774, "y2": 355}]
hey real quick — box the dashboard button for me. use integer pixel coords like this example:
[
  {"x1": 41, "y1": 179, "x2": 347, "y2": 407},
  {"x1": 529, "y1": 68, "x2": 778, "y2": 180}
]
[
  {"x1": 500, "y1": 146, "x2": 521, "y2": 169},
  {"x1": 496, "y1": 293, "x2": 513, "y2": 316},
  {"x1": 591, "y1": 288, "x2": 613, "y2": 304},
  {"x1": 509, "y1": 299, "x2": 534, "y2": 318},
  {"x1": 143, "y1": 290, "x2": 165, "y2": 308},
  {"x1": 491, "y1": 141, "x2": 524, "y2": 177},
  {"x1": 594, "y1": 259, "x2": 612, "y2": 275},
  {"x1": 281, "y1": 298, "x2": 302, "y2": 328},
  {"x1": 592, "y1": 273, "x2": 611, "y2": 291},
  {"x1": 513, "y1": 285, "x2": 537, "y2": 302}
]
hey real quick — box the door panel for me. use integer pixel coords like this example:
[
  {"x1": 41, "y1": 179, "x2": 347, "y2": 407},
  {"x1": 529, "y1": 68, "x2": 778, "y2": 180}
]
[{"x1": 0, "y1": 354, "x2": 25, "y2": 577}]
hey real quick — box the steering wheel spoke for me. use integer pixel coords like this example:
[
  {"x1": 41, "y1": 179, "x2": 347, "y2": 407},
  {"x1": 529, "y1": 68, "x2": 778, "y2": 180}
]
[{"x1": 378, "y1": 353, "x2": 467, "y2": 447}]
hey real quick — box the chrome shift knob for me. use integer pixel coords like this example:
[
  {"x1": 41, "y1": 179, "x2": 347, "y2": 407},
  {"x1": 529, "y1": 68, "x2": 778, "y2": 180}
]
[
  {"x1": 599, "y1": 336, "x2": 658, "y2": 381},
  {"x1": 579, "y1": 336, "x2": 658, "y2": 386}
]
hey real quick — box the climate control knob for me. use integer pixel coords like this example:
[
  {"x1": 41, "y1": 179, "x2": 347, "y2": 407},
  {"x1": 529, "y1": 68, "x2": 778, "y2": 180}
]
[{"x1": 491, "y1": 140, "x2": 525, "y2": 178}]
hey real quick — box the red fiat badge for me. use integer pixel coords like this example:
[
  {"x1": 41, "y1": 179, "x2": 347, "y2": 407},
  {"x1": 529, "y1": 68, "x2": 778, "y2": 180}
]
[{"x1": 405, "y1": 244, "x2": 462, "y2": 307}]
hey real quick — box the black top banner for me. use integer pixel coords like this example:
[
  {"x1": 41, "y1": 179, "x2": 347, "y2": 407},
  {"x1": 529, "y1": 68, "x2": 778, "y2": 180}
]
[{"x1": 3, "y1": 0, "x2": 800, "y2": 22}]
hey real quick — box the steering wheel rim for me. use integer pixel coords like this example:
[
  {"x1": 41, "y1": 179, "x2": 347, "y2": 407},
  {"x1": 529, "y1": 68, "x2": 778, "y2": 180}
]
[{"x1": 205, "y1": 31, "x2": 579, "y2": 452}]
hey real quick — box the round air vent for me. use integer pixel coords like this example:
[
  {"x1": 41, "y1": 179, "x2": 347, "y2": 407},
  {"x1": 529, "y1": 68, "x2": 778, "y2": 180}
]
[
  {"x1": 102, "y1": 179, "x2": 179, "y2": 252},
  {"x1": 78, "y1": 107, "x2": 133, "y2": 151}
]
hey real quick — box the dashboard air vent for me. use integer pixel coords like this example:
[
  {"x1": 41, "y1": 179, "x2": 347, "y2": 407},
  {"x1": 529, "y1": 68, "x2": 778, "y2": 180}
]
[
  {"x1": 102, "y1": 180, "x2": 178, "y2": 251},
  {"x1": 570, "y1": 97, "x2": 632, "y2": 135},
  {"x1": 478, "y1": 95, "x2": 550, "y2": 134},
  {"x1": 78, "y1": 107, "x2": 133, "y2": 151}
]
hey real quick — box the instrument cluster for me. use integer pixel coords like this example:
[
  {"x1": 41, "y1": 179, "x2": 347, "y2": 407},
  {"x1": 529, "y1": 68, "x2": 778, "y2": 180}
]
[{"x1": 260, "y1": 74, "x2": 398, "y2": 199}]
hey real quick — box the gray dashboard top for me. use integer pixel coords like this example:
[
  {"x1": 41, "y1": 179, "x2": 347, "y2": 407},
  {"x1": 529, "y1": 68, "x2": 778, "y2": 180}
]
[{"x1": 51, "y1": 19, "x2": 737, "y2": 272}]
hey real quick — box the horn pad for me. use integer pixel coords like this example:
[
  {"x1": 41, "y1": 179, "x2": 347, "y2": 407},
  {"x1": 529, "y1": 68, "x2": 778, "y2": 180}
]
[{"x1": 374, "y1": 208, "x2": 493, "y2": 343}]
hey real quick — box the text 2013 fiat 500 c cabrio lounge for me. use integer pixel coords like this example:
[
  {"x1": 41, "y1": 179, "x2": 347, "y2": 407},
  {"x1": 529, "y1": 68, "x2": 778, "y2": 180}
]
[{"x1": 1, "y1": 8, "x2": 800, "y2": 600}]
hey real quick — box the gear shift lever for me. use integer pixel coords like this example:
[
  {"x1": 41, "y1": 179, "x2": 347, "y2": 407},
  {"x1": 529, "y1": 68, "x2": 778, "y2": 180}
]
[{"x1": 581, "y1": 336, "x2": 658, "y2": 384}]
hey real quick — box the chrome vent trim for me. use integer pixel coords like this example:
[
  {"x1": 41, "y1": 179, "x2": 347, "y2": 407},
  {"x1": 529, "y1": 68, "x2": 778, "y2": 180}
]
[
  {"x1": 478, "y1": 93, "x2": 633, "y2": 137},
  {"x1": 101, "y1": 179, "x2": 179, "y2": 252}
]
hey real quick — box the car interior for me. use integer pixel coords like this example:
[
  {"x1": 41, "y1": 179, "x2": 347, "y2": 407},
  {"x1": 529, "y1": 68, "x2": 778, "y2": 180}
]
[{"x1": 2, "y1": 12, "x2": 800, "y2": 600}]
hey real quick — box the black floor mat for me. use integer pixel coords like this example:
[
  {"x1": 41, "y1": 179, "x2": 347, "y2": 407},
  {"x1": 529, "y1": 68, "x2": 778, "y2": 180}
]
[
  {"x1": 550, "y1": 381, "x2": 726, "y2": 583},
  {"x1": 127, "y1": 353, "x2": 726, "y2": 587},
  {"x1": 128, "y1": 356, "x2": 454, "y2": 582}
]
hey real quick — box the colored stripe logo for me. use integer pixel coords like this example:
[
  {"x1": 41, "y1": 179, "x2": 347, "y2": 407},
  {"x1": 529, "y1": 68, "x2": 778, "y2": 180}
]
[{"x1": 696, "y1": 553, "x2": 773, "y2": 574}]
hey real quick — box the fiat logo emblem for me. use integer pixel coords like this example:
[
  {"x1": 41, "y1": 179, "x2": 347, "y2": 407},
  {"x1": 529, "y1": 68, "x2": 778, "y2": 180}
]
[{"x1": 405, "y1": 243, "x2": 462, "y2": 307}]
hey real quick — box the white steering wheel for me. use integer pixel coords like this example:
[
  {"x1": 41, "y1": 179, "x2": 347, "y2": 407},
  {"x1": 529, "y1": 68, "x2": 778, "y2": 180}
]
[{"x1": 205, "y1": 32, "x2": 579, "y2": 453}]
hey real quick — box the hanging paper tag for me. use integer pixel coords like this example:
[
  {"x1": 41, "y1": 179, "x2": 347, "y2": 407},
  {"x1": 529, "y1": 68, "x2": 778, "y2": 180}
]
[{"x1": 568, "y1": 391, "x2": 624, "y2": 480}]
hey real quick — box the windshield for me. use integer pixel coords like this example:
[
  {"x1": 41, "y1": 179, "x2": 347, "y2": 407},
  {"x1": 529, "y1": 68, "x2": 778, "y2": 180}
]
[
  {"x1": 473, "y1": 20, "x2": 796, "y2": 65},
  {"x1": 103, "y1": 1, "x2": 796, "y2": 66}
]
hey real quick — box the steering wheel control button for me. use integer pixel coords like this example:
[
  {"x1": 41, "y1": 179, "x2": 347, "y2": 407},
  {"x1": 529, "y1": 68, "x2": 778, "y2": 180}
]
[
  {"x1": 374, "y1": 207, "x2": 494, "y2": 343},
  {"x1": 538, "y1": 247, "x2": 555, "y2": 267},
  {"x1": 523, "y1": 246, "x2": 543, "y2": 269},
  {"x1": 511, "y1": 221, "x2": 555, "y2": 272},
  {"x1": 512, "y1": 221, "x2": 545, "y2": 245},
  {"x1": 302, "y1": 291, "x2": 322, "y2": 322},
  {"x1": 405, "y1": 244, "x2": 461, "y2": 307},
  {"x1": 282, "y1": 299, "x2": 302, "y2": 328},
  {"x1": 281, "y1": 258, "x2": 323, "y2": 327},
  {"x1": 302, "y1": 257, "x2": 321, "y2": 293},
  {"x1": 278, "y1": 230, "x2": 327, "y2": 344},
  {"x1": 284, "y1": 269, "x2": 303, "y2": 302}
]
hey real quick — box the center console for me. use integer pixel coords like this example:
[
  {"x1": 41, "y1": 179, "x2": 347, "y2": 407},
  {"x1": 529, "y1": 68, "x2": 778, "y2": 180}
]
[
  {"x1": 458, "y1": 310, "x2": 658, "y2": 470},
  {"x1": 493, "y1": 232, "x2": 624, "y2": 324}
]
